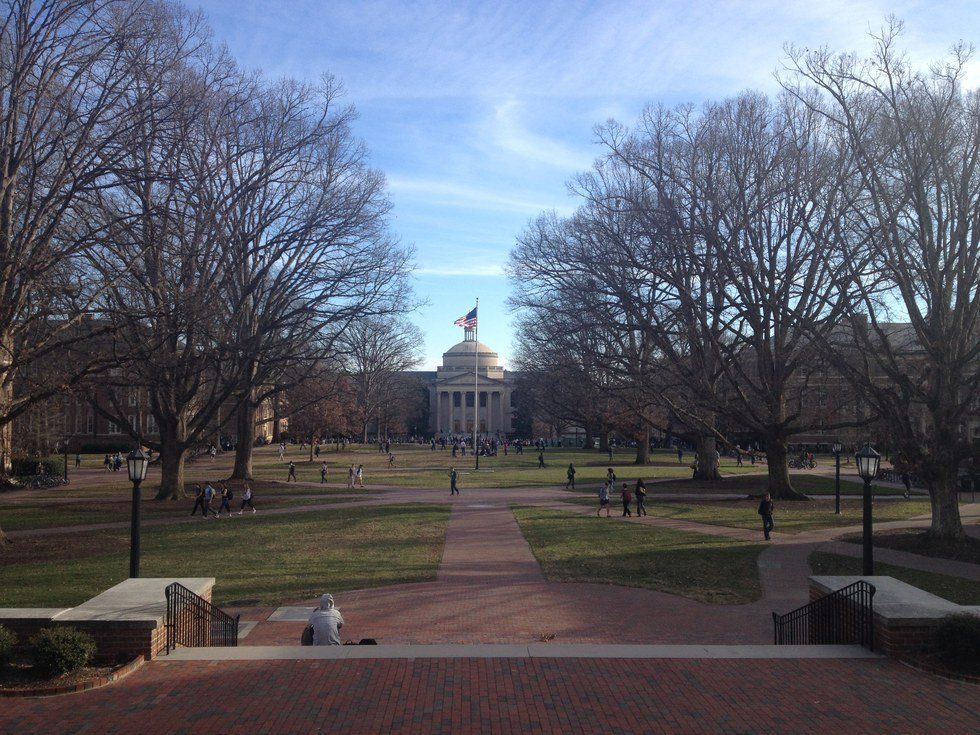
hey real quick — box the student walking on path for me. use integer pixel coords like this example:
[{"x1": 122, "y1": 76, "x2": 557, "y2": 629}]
[
  {"x1": 677, "y1": 447, "x2": 683, "y2": 464},
  {"x1": 190, "y1": 484, "x2": 206, "y2": 517},
  {"x1": 621, "y1": 483, "x2": 632, "y2": 517},
  {"x1": 356, "y1": 464, "x2": 364, "y2": 488},
  {"x1": 217, "y1": 484, "x2": 233, "y2": 516},
  {"x1": 634, "y1": 478, "x2": 647, "y2": 516},
  {"x1": 758, "y1": 492, "x2": 774, "y2": 541},
  {"x1": 537, "y1": 452, "x2": 545, "y2": 468},
  {"x1": 346, "y1": 465, "x2": 355, "y2": 489},
  {"x1": 565, "y1": 463, "x2": 576, "y2": 489},
  {"x1": 239, "y1": 484, "x2": 256, "y2": 514},
  {"x1": 320, "y1": 462, "x2": 328, "y2": 484},
  {"x1": 287, "y1": 461, "x2": 297, "y2": 482},
  {"x1": 597, "y1": 480, "x2": 611, "y2": 517},
  {"x1": 449, "y1": 467, "x2": 459, "y2": 495},
  {"x1": 203, "y1": 482, "x2": 219, "y2": 518}
]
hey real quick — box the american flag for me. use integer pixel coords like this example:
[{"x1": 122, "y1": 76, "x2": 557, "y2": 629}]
[{"x1": 454, "y1": 306, "x2": 477, "y2": 328}]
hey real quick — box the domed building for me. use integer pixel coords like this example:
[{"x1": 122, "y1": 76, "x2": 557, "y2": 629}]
[{"x1": 428, "y1": 328, "x2": 514, "y2": 436}]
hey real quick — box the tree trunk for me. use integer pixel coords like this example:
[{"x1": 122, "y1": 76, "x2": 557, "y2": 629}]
[
  {"x1": 598, "y1": 430, "x2": 609, "y2": 453},
  {"x1": 0, "y1": 382, "x2": 13, "y2": 476},
  {"x1": 582, "y1": 425, "x2": 593, "y2": 451},
  {"x1": 923, "y1": 462, "x2": 965, "y2": 540},
  {"x1": 694, "y1": 435, "x2": 721, "y2": 480},
  {"x1": 156, "y1": 427, "x2": 186, "y2": 500},
  {"x1": 230, "y1": 399, "x2": 256, "y2": 480},
  {"x1": 765, "y1": 440, "x2": 807, "y2": 500},
  {"x1": 634, "y1": 427, "x2": 650, "y2": 464}
]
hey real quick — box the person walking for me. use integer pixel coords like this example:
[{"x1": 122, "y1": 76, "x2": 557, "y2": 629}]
[
  {"x1": 190, "y1": 484, "x2": 206, "y2": 517},
  {"x1": 758, "y1": 492, "x2": 774, "y2": 541},
  {"x1": 74, "y1": 452, "x2": 81, "y2": 468},
  {"x1": 320, "y1": 462, "x2": 328, "y2": 484},
  {"x1": 449, "y1": 467, "x2": 459, "y2": 495},
  {"x1": 537, "y1": 451, "x2": 545, "y2": 469},
  {"x1": 356, "y1": 464, "x2": 364, "y2": 488},
  {"x1": 239, "y1": 483, "x2": 256, "y2": 514},
  {"x1": 287, "y1": 461, "x2": 297, "y2": 482},
  {"x1": 735, "y1": 448, "x2": 743, "y2": 467},
  {"x1": 217, "y1": 484, "x2": 233, "y2": 516},
  {"x1": 203, "y1": 482, "x2": 219, "y2": 518},
  {"x1": 565, "y1": 463, "x2": 576, "y2": 489},
  {"x1": 346, "y1": 465, "x2": 355, "y2": 490},
  {"x1": 900, "y1": 472, "x2": 912, "y2": 499},
  {"x1": 597, "y1": 480, "x2": 611, "y2": 517},
  {"x1": 634, "y1": 478, "x2": 647, "y2": 516},
  {"x1": 677, "y1": 447, "x2": 683, "y2": 464},
  {"x1": 621, "y1": 482, "x2": 633, "y2": 517}
]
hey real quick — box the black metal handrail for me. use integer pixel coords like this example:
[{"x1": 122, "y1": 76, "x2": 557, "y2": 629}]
[
  {"x1": 772, "y1": 580, "x2": 876, "y2": 650},
  {"x1": 165, "y1": 582, "x2": 240, "y2": 653}
]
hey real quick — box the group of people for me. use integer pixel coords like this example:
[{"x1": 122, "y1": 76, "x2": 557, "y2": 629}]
[
  {"x1": 102, "y1": 452, "x2": 123, "y2": 472},
  {"x1": 596, "y1": 468, "x2": 648, "y2": 518},
  {"x1": 190, "y1": 481, "x2": 256, "y2": 518}
]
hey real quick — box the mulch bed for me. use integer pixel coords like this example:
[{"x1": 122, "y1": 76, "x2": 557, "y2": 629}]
[
  {"x1": 0, "y1": 656, "x2": 143, "y2": 697},
  {"x1": 900, "y1": 653, "x2": 980, "y2": 685}
]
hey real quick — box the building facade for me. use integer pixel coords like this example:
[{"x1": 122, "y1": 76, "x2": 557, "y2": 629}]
[{"x1": 427, "y1": 330, "x2": 515, "y2": 436}]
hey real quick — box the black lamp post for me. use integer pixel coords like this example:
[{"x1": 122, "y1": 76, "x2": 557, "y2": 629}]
[
  {"x1": 126, "y1": 444, "x2": 149, "y2": 578},
  {"x1": 855, "y1": 443, "x2": 881, "y2": 576},
  {"x1": 832, "y1": 441, "x2": 843, "y2": 515}
]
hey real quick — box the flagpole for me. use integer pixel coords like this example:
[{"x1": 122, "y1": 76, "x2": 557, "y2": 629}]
[{"x1": 474, "y1": 297, "x2": 479, "y2": 470}]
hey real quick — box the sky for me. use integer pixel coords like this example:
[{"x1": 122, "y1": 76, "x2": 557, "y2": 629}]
[{"x1": 192, "y1": 0, "x2": 980, "y2": 369}]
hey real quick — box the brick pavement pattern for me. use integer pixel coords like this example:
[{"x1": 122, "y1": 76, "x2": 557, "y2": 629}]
[
  {"x1": 2, "y1": 657, "x2": 977, "y2": 734},
  {"x1": 236, "y1": 503, "x2": 776, "y2": 646}
]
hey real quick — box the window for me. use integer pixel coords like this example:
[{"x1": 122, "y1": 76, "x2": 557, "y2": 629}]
[
  {"x1": 108, "y1": 421, "x2": 120, "y2": 435},
  {"x1": 479, "y1": 393, "x2": 487, "y2": 408},
  {"x1": 86, "y1": 413, "x2": 94, "y2": 434},
  {"x1": 128, "y1": 390, "x2": 138, "y2": 407},
  {"x1": 128, "y1": 415, "x2": 138, "y2": 431},
  {"x1": 146, "y1": 415, "x2": 158, "y2": 434}
]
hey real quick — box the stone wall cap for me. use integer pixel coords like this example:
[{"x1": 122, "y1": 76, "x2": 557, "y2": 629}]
[
  {"x1": 0, "y1": 608, "x2": 71, "y2": 621},
  {"x1": 57, "y1": 578, "x2": 215, "y2": 625},
  {"x1": 810, "y1": 575, "x2": 980, "y2": 623}
]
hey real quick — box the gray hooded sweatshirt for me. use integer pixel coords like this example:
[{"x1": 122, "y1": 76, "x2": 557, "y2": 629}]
[{"x1": 307, "y1": 593, "x2": 344, "y2": 645}]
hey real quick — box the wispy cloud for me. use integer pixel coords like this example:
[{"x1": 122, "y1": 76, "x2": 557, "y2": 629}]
[
  {"x1": 388, "y1": 176, "x2": 573, "y2": 216},
  {"x1": 415, "y1": 264, "x2": 505, "y2": 277}
]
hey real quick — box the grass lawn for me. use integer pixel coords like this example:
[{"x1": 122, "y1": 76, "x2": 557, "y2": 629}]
[
  {"x1": 253, "y1": 444, "x2": 763, "y2": 489},
  {"x1": 840, "y1": 527, "x2": 980, "y2": 565},
  {"x1": 809, "y1": 552, "x2": 980, "y2": 606},
  {"x1": 0, "y1": 504, "x2": 450, "y2": 608},
  {"x1": 601, "y1": 473, "x2": 909, "y2": 498},
  {"x1": 637, "y1": 499, "x2": 932, "y2": 535},
  {"x1": 0, "y1": 494, "x2": 357, "y2": 531},
  {"x1": 511, "y1": 505, "x2": 765, "y2": 604}
]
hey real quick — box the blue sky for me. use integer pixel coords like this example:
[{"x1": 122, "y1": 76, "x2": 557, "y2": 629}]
[{"x1": 192, "y1": 0, "x2": 979, "y2": 368}]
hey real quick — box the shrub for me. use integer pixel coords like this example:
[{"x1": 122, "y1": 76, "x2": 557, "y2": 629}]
[
  {"x1": 933, "y1": 614, "x2": 980, "y2": 674},
  {"x1": 30, "y1": 627, "x2": 96, "y2": 676},
  {"x1": 11, "y1": 457, "x2": 64, "y2": 478},
  {"x1": 0, "y1": 624, "x2": 16, "y2": 667}
]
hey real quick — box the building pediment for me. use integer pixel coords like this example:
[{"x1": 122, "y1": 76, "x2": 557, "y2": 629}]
[{"x1": 433, "y1": 373, "x2": 510, "y2": 388}]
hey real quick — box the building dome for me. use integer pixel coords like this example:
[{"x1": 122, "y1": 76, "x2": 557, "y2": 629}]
[{"x1": 441, "y1": 339, "x2": 500, "y2": 369}]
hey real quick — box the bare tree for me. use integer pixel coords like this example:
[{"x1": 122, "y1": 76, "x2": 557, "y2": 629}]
[
  {"x1": 784, "y1": 21, "x2": 980, "y2": 536},
  {"x1": 90, "y1": 14, "x2": 247, "y2": 499},
  {"x1": 340, "y1": 317, "x2": 422, "y2": 443},
  {"x1": 219, "y1": 77, "x2": 412, "y2": 480},
  {"x1": 0, "y1": 0, "x2": 148, "y2": 481}
]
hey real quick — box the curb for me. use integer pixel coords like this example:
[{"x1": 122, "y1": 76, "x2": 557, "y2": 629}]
[{"x1": 0, "y1": 656, "x2": 145, "y2": 698}]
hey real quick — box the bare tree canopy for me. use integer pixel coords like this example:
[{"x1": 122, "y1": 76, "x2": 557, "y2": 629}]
[{"x1": 782, "y1": 19, "x2": 980, "y2": 537}]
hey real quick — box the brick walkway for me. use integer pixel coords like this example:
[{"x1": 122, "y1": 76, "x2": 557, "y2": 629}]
[
  {"x1": 2, "y1": 657, "x2": 977, "y2": 734},
  {"x1": 237, "y1": 502, "x2": 777, "y2": 645}
]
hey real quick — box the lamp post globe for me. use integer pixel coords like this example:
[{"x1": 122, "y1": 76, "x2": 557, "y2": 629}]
[
  {"x1": 854, "y1": 443, "x2": 880, "y2": 576},
  {"x1": 127, "y1": 444, "x2": 149, "y2": 578}
]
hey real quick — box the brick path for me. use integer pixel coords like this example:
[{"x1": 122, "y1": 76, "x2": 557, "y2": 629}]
[
  {"x1": 236, "y1": 502, "x2": 776, "y2": 646},
  {"x1": 2, "y1": 657, "x2": 977, "y2": 734}
]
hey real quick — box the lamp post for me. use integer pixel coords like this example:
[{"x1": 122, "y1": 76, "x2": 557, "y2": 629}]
[
  {"x1": 63, "y1": 437, "x2": 69, "y2": 484},
  {"x1": 126, "y1": 444, "x2": 149, "y2": 578},
  {"x1": 855, "y1": 443, "x2": 881, "y2": 576},
  {"x1": 832, "y1": 441, "x2": 842, "y2": 515}
]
